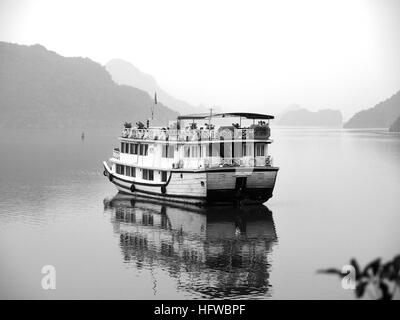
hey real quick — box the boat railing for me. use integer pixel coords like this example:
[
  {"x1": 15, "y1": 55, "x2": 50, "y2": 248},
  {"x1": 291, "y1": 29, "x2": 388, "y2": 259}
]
[
  {"x1": 202, "y1": 155, "x2": 273, "y2": 168},
  {"x1": 207, "y1": 157, "x2": 247, "y2": 167},
  {"x1": 121, "y1": 128, "x2": 265, "y2": 141}
]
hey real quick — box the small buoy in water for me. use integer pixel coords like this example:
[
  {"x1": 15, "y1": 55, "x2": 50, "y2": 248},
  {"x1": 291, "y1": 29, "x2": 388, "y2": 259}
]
[{"x1": 81, "y1": 132, "x2": 85, "y2": 140}]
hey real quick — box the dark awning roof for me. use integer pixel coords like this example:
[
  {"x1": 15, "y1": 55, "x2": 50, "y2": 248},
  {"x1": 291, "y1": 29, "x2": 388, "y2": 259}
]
[
  {"x1": 177, "y1": 112, "x2": 274, "y2": 120},
  {"x1": 176, "y1": 113, "x2": 210, "y2": 120}
]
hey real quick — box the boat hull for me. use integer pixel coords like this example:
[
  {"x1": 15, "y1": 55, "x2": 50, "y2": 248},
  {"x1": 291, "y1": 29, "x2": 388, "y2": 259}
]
[{"x1": 103, "y1": 162, "x2": 278, "y2": 205}]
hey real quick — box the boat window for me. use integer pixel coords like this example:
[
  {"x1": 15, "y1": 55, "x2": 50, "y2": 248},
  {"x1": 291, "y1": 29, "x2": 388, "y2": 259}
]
[
  {"x1": 116, "y1": 164, "x2": 125, "y2": 175},
  {"x1": 129, "y1": 143, "x2": 135, "y2": 154},
  {"x1": 241, "y1": 142, "x2": 252, "y2": 157},
  {"x1": 130, "y1": 166, "x2": 136, "y2": 177},
  {"x1": 206, "y1": 143, "x2": 220, "y2": 157},
  {"x1": 184, "y1": 146, "x2": 190, "y2": 158},
  {"x1": 199, "y1": 145, "x2": 205, "y2": 157},
  {"x1": 139, "y1": 144, "x2": 149, "y2": 156},
  {"x1": 162, "y1": 145, "x2": 174, "y2": 158},
  {"x1": 142, "y1": 169, "x2": 154, "y2": 180},
  {"x1": 212, "y1": 143, "x2": 220, "y2": 157},
  {"x1": 121, "y1": 142, "x2": 125, "y2": 153},
  {"x1": 183, "y1": 145, "x2": 202, "y2": 158},
  {"x1": 161, "y1": 171, "x2": 168, "y2": 182},
  {"x1": 126, "y1": 166, "x2": 131, "y2": 176},
  {"x1": 190, "y1": 146, "x2": 198, "y2": 158},
  {"x1": 255, "y1": 143, "x2": 266, "y2": 156}
]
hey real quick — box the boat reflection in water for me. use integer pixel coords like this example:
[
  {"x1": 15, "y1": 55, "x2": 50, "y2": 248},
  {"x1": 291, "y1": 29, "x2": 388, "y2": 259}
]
[{"x1": 103, "y1": 194, "x2": 278, "y2": 299}]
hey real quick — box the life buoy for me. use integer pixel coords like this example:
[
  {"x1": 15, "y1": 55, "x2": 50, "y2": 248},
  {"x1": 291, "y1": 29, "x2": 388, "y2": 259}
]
[
  {"x1": 103, "y1": 170, "x2": 107, "y2": 177},
  {"x1": 108, "y1": 174, "x2": 113, "y2": 182},
  {"x1": 130, "y1": 184, "x2": 135, "y2": 192}
]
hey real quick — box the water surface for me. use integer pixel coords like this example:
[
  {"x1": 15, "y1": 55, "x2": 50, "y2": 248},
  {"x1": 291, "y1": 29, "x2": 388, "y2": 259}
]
[{"x1": 0, "y1": 128, "x2": 399, "y2": 299}]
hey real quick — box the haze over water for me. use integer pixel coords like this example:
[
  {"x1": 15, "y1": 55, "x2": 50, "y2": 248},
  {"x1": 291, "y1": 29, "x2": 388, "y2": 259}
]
[{"x1": 0, "y1": 128, "x2": 399, "y2": 299}]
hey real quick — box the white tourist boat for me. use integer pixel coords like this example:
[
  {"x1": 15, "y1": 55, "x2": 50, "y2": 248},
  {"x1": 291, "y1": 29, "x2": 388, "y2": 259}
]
[{"x1": 102, "y1": 112, "x2": 279, "y2": 204}]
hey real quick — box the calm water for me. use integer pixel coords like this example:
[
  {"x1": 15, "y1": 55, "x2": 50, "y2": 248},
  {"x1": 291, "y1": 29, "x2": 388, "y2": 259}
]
[{"x1": 0, "y1": 128, "x2": 399, "y2": 299}]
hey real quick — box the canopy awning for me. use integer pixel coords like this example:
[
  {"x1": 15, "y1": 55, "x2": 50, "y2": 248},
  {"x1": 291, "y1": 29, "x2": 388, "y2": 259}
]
[
  {"x1": 176, "y1": 113, "x2": 210, "y2": 120},
  {"x1": 177, "y1": 112, "x2": 274, "y2": 120}
]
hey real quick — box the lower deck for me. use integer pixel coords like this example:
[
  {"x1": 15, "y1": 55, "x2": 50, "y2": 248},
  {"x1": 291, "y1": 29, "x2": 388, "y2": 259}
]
[{"x1": 103, "y1": 161, "x2": 278, "y2": 205}]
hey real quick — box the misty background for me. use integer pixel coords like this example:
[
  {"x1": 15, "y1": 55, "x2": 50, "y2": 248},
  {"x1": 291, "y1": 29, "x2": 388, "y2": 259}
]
[
  {"x1": 1, "y1": 0, "x2": 400, "y2": 300},
  {"x1": 1, "y1": 0, "x2": 400, "y2": 122}
]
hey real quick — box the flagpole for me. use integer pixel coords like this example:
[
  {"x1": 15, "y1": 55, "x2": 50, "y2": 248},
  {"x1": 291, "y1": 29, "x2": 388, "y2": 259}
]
[
  {"x1": 152, "y1": 92, "x2": 157, "y2": 122},
  {"x1": 208, "y1": 107, "x2": 213, "y2": 138}
]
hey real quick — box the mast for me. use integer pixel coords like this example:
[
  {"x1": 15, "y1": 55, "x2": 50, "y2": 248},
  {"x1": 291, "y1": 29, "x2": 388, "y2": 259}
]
[
  {"x1": 208, "y1": 107, "x2": 213, "y2": 131},
  {"x1": 151, "y1": 92, "x2": 157, "y2": 121}
]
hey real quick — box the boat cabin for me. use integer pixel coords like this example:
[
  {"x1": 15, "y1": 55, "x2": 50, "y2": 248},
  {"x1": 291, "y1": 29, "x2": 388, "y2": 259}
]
[{"x1": 113, "y1": 112, "x2": 274, "y2": 180}]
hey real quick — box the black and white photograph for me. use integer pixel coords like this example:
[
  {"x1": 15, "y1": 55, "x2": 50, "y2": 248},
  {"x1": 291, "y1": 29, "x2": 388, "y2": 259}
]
[{"x1": 0, "y1": 0, "x2": 400, "y2": 307}]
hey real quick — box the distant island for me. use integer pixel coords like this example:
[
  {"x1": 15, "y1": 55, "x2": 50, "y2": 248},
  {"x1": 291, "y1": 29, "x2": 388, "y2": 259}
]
[
  {"x1": 389, "y1": 115, "x2": 400, "y2": 132},
  {"x1": 0, "y1": 42, "x2": 178, "y2": 130},
  {"x1": 2, "y1": 41, "x2": 399, "y2": 133},
  {"x1": 276, "y1": 108, "x2": 343, "y2": 127},
  {"x1": 105, "y1": 59, "x2": 210, "y2": 115},
  {"x1": 344, "y1": 90, "x2": 400, "y2": 129}
]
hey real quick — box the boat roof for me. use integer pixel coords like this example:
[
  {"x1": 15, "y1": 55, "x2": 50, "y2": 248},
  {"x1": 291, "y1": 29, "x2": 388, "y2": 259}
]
[{"x1": 177, "y1": 112, "x2": 274, "y2": 120}]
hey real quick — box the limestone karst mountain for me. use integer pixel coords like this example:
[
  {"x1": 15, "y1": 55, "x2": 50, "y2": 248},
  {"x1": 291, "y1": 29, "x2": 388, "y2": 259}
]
[
  {"x1": 105, "y1": 58, "x2": 209, "y2": 115},
  {"x1": 0, "y1": 42, "x2": 178, "y2": 130},
  {"x1": 344, "y1": 90, "x2": 400, "y2": 129}
]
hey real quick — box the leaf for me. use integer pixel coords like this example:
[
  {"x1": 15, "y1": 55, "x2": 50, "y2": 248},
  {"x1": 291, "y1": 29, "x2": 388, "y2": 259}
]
[
  {"x1": 317, "y1": 268, "x2": 343, "y2": 277},
  {"x1": 393, "y1": 255, "x2": 400, "y2": 265},
  {"x1": 355, "y1": 281, "x2": 368, "y2": 298},
  {"x1": 381, "y1": 261, "x2": 395, "y2": 280},
  {"x1": 350, "y1": 258, "x2": 361, "y2": 280},
  {"x1": 393, "y1": 255, "x2": 400, "y2": 272},
  {"x1": 379, "y1": 282, "x2": 392, "y2": 300},
  {"x1": 363, "y1": 258, "x2": 381, "y2": 277}
]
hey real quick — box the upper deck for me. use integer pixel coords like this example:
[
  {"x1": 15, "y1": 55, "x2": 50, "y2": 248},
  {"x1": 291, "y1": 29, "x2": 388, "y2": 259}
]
[
  {"x1": 120, "y1": 126, "x2": 272, "y2": 144},
  {"x1": 120, "y1": 111, "x2": 274, "y2": 144},
  {"x1": 110, "y1": 112, "x2": 276, "y2": 171}
]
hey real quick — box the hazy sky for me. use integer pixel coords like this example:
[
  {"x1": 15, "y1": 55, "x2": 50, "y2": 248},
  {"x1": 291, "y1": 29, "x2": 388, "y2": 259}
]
[{"x1": 1, "y1": 0, "x2": 400, "y2": 119}]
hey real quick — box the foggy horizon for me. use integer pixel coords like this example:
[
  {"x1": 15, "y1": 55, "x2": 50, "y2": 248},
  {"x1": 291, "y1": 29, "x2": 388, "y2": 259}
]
[
  {"x1": 1, "y1": 0, "x2": 400, "y2": 119},
  {"x1": 1, "y1": 0, "x2": 400, "y2": 304}
]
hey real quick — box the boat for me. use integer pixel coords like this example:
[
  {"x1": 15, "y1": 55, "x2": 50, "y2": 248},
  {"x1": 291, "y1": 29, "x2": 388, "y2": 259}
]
[{"x1": 102, "y1": 111, "x2": 279, "y2": 204}]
